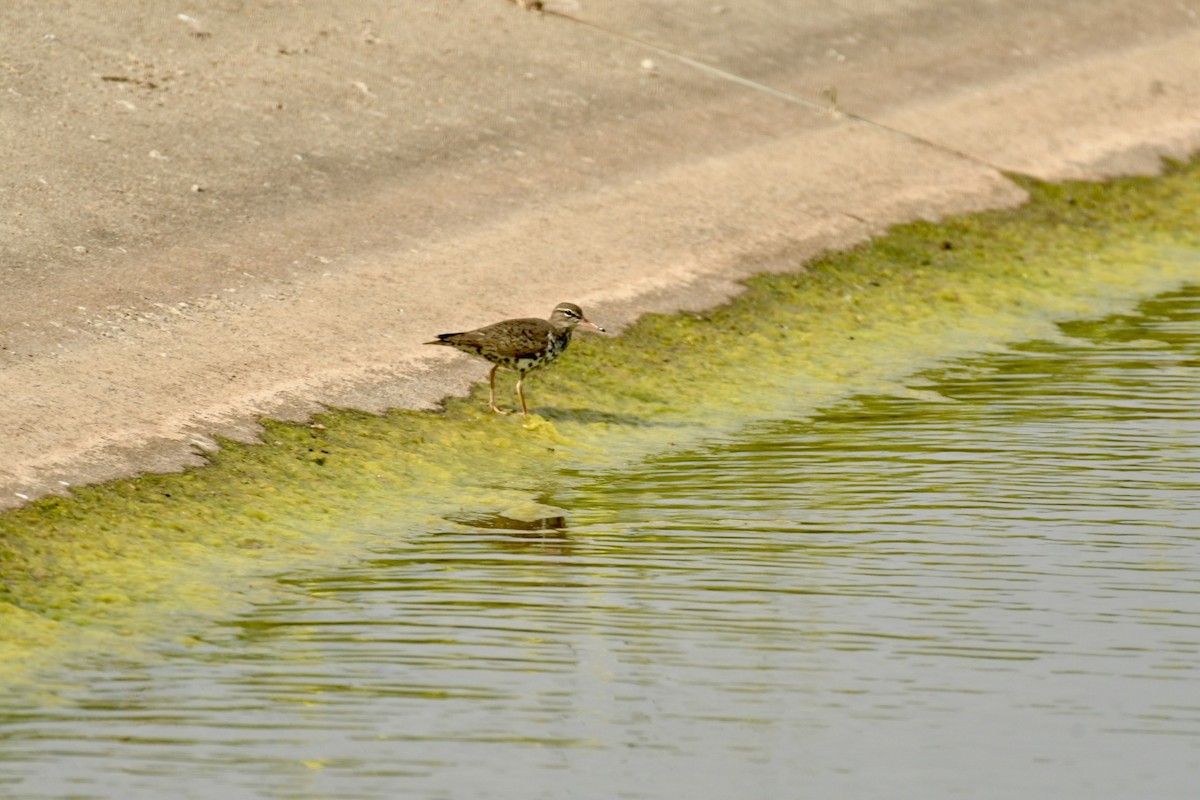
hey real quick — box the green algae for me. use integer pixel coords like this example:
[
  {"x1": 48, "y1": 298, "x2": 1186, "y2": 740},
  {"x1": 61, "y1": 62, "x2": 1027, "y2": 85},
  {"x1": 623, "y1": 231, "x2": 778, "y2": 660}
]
[{"x1": 2, "y1": 158, "x2": 1199, "y2": 687}]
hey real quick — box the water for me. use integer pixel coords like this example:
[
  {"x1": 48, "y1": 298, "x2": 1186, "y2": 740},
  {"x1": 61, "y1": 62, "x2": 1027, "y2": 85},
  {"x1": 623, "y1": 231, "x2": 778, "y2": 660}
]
[{"x1": 2, "y1": 286, "x2": 1199, "y2": 799}]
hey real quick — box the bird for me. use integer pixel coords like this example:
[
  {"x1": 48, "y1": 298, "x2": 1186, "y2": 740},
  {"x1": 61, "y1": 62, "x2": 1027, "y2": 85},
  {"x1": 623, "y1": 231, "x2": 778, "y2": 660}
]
[{"x1": 425, "y1": 302, "x2": 605, "y2": 417}]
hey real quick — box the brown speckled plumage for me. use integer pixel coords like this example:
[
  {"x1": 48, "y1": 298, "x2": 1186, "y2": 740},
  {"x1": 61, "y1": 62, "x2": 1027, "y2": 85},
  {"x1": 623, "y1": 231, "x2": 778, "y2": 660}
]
[{"x1": 426, "y1": 302, "x2": 605, "y2": 416}]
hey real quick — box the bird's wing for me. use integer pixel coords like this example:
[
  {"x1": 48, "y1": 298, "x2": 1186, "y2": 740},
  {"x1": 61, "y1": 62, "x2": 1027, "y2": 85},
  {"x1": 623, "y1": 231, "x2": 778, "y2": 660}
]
[{"x1": 479, "y1": 318, "x2": 553, "y2": 359}]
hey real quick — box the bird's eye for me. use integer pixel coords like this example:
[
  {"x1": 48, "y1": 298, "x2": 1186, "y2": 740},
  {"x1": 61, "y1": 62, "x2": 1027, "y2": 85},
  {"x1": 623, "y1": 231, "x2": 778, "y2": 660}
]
[{"x1": 563, "y1": 308, "x2": 577, "y2": 317}]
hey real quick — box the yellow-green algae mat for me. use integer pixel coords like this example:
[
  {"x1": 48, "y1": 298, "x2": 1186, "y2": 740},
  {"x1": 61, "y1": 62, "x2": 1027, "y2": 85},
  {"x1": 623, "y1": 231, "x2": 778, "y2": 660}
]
[{"x1": 3, "y1": 158, "x2": 1200, "y2": 689}]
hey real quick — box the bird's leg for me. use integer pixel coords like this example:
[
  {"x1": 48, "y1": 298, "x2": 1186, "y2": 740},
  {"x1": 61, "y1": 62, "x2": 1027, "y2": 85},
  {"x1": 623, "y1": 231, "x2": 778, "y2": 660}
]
[
  {"x1": 516, "y1": 375, "x2": 530, "y2": 417},
  {"x1": 488, "y1": 366, "x2": 511, "y2": 415}
]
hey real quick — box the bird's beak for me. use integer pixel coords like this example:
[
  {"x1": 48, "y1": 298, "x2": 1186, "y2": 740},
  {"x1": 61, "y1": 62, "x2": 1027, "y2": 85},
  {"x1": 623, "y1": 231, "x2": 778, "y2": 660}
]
[{"x1": 580, "y1": 319, "x2": 606, "y2": 334}]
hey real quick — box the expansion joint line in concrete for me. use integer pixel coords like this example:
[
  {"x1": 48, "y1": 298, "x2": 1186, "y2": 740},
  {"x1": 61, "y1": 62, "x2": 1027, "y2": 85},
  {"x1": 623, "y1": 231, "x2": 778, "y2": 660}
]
[{"x1": 540, "y1": 7, "x2": 1012, "y2": 177}]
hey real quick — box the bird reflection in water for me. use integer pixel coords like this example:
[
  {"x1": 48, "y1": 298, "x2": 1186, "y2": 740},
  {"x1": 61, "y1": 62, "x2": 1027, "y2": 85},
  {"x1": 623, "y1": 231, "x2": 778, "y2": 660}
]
[{"x1": 449, "y1": 511, "x2": 573, "y2": 557}]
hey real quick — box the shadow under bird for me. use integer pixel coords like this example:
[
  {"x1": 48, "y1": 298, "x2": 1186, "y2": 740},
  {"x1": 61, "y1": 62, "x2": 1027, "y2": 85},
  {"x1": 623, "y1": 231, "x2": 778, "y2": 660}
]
[{"x1": 425, "y1": 302, "x2": 606, "y2": 417}]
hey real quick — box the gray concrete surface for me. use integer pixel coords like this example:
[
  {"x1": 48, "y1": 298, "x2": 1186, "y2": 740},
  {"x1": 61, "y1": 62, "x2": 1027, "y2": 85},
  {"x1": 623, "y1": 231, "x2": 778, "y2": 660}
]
[{"x1": 1, "y1": 0, "x2": 1198, "y2": 507}]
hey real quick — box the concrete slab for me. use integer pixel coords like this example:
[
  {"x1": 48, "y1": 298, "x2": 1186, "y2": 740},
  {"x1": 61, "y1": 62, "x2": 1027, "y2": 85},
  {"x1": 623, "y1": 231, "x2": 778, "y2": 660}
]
[{"x1": 1, "y1": 0, "x2": 1198, "y2": 507}]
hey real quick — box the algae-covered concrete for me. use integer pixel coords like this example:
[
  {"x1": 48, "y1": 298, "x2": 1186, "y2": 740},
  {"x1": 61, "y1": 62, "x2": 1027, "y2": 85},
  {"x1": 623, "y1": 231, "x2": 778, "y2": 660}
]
[
  {"x1": 2, "y1": 159, "x2": 1198, "y2": 683},
  {"x1": 1, "y1": 0, "x2": 1199, "y2": 507}
]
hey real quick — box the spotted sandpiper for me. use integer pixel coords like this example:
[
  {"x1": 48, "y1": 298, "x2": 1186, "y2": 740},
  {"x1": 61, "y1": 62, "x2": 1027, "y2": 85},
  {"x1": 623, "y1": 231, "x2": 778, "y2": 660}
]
[{"x1": 425, "y1": 302, "x2": 606, "y2": 417}]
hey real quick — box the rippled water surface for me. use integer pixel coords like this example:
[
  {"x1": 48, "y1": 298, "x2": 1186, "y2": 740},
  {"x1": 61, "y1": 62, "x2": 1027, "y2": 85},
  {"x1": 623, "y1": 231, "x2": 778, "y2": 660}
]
[{"x1": 3, "y1": 286, "x2": 1199, "y2": 799}]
